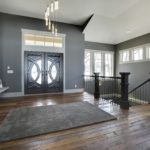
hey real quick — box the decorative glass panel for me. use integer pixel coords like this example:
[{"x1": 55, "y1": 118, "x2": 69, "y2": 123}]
[
  {"x1": 31, "y1": 64, "x2": 38, "y2": 80},
  {"x1": 31, "y1": 60, "x2": 42, "y2": 85},
  {"x1": 48, "y1": 60, "x2": 52, "y2": 84},
  {"x1": 51, "y1": 65, "x2": 57, "y2": 80}
]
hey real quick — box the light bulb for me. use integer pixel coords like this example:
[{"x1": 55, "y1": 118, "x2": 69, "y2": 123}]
[
  {"x1": 55, "y1": 28, "x2": 58, "y2": 36},
  {"x1": 51, "y1": 2, "x2": 54, "y2": 13},
  {"x1": 47, "y1": 6, "x2": 50, "y2": 17},
  {"x1": 52, "y1": 23, "x2": 55, "y2": 34},
  {"x1": 54, "y1": 0, "x2": 59, "y2": 10},
  {"x1": 45, "y1": 9, "x2": 49, "y2": 26},
  {"x1": 48, "y1": 20, "x2": 51, "y2": 30}
]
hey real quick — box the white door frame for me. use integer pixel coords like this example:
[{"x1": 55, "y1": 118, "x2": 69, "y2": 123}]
[{"x1": 21, "y1": 29, "x2": 66, "y2": 95}]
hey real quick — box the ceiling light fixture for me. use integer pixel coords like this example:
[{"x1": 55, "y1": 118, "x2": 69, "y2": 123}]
[{"x1": 45, "y1": 0, "x2": 59, "y2": 35}]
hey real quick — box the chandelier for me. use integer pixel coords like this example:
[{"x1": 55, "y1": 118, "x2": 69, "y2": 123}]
[{"x1": 45, "y1": 0, "x2": 59, "y2": 35}]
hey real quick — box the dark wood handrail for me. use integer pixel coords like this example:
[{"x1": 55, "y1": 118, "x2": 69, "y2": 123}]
[
  {"x1": 82, "y1": 75, "x2": 121, "y2": 79},
  {"x1": 128, "y1": 78, "x2": 150, "y2": 94}
]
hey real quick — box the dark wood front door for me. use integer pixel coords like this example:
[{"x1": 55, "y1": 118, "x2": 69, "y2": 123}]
[{"x1": 24, "y1": 51, "x2": 63, "y2": 94}]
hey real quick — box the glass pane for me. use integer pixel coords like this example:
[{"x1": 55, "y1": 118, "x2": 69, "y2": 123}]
[
  {"x1": 147, "y1": 47, "x2": 150, "y2": 59},
  {"x1": 122, "y1": 51, "x2": 129, "y2": 62},
  {"x1": 48, "y1": 60, "x2": 52, "y2": 84},
  {"x1": 36, "y1": 60, "x2": 42, "y2": 84},
  {"x1": 51, "y1": 65, "x2": 57, "y2": 80},
  {"x1": 31, "y1": 64, "x2": 38, "y2": 80},
  {"x1": 45, "y1": 36, "x2": 54, "y2": 47},
  {"x1": 94, "y1": 52, "x2": 102, "y2": 74},
  {"x1": 35, "y1": 36, "x2": 45, "y2": 46},
  {"x1": 37, "y1": 74, "x2": 42, "y2": 85},
  {"x1": 84, "y1": 52, "x2": 91, "y2": 75},
  {"x1": 54, "y1": 37, "x2": 63, "y2": 47},
  {"x1": 31, "y1": 60, "x2": 42, "y2": 85},
  {"x1": 24, "y1": 34, "x2": 63, "y2": 48},
  {"x1": 133, "y1": 48, "x2": 143, "y2": 60},
  {"x1": 105, "y1": 53, "x2": 113, "y2": 76},
  {"x1": 24, "y1": 34, "x2": 35, "y2": 45}
]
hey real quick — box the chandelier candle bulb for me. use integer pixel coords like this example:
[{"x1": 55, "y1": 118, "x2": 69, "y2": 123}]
[
  {"x1": 48, "y1": 20, "x2": 51, "y2": 30},
  {"x1": 46, "y1": 18, "x2": 48, "y2": 26},
  {"x1": 45, "y1": 11, "x2": 48, "y2": 26},
  {"x1": 54, "y1": 0, "x2": 59, "y2": 10},
  {"x1": 55, "y1": 28, "x2": 58, "y2": 36},
  {"x1": 45, "y1": 0, "x2": 59, "y2": 33},
  {"x1": 51, "y1": 2, "x2": 54, "y2": 13},
  {"x1": 48, "y1": 6, "x2": 50, "y2": 16},
  {"x1": 52, "y1": 23, "x2": 55, "y2": 34}
]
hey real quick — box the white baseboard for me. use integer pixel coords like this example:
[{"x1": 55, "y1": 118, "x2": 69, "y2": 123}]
[
  {"x1": 128, "y1": 96, "x2": 149, "y2": 104},
  {"x1": 0, "y1": 89, "x2": 84, "y2": 98},
  {"x1": 64, "y1": 88, "x2": 84, "y2": 94},
  {"x1": 0, "y1": 92, "x2": 23, "y2": 98}
]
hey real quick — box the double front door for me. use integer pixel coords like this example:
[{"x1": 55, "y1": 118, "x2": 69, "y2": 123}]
[{"x1": 24, "y1": 51, "x2": 63, "y2": 94}]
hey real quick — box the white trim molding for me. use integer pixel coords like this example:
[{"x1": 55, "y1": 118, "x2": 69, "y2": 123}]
[
  {"x1": 1, "y1": 92, "x2": 23, "y2": 98},
  {"x1": 21, "y1": 29, "x2": 66, "y2": 96},
  {"x1": 64, "y1": 88, "x2": 84, "y2": 94},
  {"x1": 119, "y1": 43, "x2": 150, "y2": 64},
  {"x1": 0, "y1": 89, "x2": 84, "y2": 98}
]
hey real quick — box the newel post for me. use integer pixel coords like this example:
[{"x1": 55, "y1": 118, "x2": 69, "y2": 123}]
[
  {"x1": 94, "y1": 73, "x2": 100, "y2": 99},
  {"x1": 120, "y1": 72, "x2": 130, "y2": 109}
]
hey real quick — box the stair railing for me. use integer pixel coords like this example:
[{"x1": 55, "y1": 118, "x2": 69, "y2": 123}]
[
  {"x1": 84, "y1": 72, "x2": 130, "y2": 109},
  {"x1": 128, "y1": 78, "x2": 150, "y2": 105}
]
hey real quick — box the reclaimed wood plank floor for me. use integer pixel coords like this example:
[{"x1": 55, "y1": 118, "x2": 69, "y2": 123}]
[{"x1": 0, "y1": 92, "x2": 150, "y2": 150}]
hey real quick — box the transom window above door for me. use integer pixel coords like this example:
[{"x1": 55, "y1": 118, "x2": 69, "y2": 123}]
[
  {"x1": 84, "y1": 50, "x2": 114, "y2": 76},
  {"x1": 24, "y1": 34, "x2": 63, "y2": 48},
  {"x1": 22, "y1": 29, "x2": 65, "y2": 52}
]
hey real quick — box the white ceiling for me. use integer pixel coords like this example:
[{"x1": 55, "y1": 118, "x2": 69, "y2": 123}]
[
  {"x1": 0, "y1": 0, "x2": 150, "y2": 44},
  {"x1": 84, "y1": 0, "x2": 150, "y2": 44}
]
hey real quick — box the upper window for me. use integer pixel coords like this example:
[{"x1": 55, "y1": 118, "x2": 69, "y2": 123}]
[
  {"x1": 120, "y1": 50, "x2": 130, "y2": 63},
  {"x1": 132, "y1": 48, "x2": 143, "y2": 61},
  {"x1": 119, "y1": 44, "x2": 150, "y2": 64},
  {"x1": 24, "y1": 34, "x2": 63, "y2": 48},
  {"x1": 84, "y1": 50, "x2": 114, "y2": 76},
  {"x1": 146, "y1": 46, "x2": 150, "y2": 59}
]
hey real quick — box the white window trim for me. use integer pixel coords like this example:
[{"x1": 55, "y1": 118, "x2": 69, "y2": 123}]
[
  {"x1": 119, "y1": 43, "x2": 150, "y2": 64},
  {"x1": 85, "y1": 49, "x2": 114, "y2": 76},
  {"x1": 21, "y1": 29, "x2": 66, "y2": 95}
]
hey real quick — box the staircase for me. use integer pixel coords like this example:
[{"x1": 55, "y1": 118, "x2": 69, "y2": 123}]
[{"x1": 84, "y1": 73, "x2": 150, "y2": 109}]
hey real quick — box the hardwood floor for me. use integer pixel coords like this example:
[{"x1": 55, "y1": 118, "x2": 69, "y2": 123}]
[{"x1": 0, "y1": 92, "x2": 150, "y2": 150}]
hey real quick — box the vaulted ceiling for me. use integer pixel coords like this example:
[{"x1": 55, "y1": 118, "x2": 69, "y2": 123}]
[{"x1": 0, "y1": 0, "x2": 150, "y2": 44}]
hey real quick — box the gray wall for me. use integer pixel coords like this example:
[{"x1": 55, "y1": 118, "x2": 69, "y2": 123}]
[
  {"x1": 0, "y1": 14, "x2": 2, "y2": 79},
  {"x1": 85, "y1": 41, "x2": 115, "y2": 51},
  {"x1": 0, "y1": 13, "x2": 84, "y2": 93},
  {"x1": 116, "y1": 33, "x2": 150, "y2": 90}
]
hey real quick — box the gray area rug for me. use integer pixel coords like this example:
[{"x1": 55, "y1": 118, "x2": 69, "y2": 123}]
[{"x1": 0, "y1": 101, "x2": 116, "y2": 142}]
